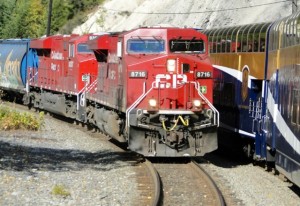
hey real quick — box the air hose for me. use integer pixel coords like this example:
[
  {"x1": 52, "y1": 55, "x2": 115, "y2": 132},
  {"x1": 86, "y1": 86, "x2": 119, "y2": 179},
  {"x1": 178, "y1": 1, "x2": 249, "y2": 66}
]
[{"x1": 161, "y1": 115, "x2": 189, "y2": 131}]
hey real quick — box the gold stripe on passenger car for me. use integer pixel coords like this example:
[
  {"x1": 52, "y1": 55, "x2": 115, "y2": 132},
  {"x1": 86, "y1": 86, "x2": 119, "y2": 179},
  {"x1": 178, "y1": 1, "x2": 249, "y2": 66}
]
[{"x1": 210, "y1": 52, "x2": 266, "y2": 79}]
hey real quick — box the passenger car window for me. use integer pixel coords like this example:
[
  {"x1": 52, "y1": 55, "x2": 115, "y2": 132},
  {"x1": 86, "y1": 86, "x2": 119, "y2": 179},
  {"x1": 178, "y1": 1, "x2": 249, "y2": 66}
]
[{"x1": 291, "y1": 88, "x2": 300, "y2": 125}]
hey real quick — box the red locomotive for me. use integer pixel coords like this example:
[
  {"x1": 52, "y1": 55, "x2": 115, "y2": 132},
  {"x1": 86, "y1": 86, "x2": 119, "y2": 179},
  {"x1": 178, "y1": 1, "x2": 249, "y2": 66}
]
[
  {"x1": 19, "y1": 27, "x2": 218, "y2": 157},
  {"x1": 87, "y1": 27, "x2": 219, "y2": 156},
  {"x1": 27, "y1": 33, "x2": 100, "y2": 119}
]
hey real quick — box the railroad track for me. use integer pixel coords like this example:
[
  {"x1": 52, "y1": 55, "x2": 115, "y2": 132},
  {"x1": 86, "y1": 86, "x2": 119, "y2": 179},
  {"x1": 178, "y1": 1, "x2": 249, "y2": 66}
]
[
  {"x1": 151, "y1": 158, "x2": 225, "y2": 206},
  {"x1": 134, "y1": 159, "x2": 161, "y2": 206}
]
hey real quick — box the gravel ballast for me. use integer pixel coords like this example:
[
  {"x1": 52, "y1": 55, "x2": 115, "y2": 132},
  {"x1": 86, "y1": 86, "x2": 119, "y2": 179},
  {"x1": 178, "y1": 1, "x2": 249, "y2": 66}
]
[
  {"x1": 202, "y1": 151, "x2": 300, "y2": 206},
  {"x1": 0, "y1": 115, "x2": 140, "y2": 206},
  {"x1": 0, "y1": 109, "x2": 299, "y2": 205}
]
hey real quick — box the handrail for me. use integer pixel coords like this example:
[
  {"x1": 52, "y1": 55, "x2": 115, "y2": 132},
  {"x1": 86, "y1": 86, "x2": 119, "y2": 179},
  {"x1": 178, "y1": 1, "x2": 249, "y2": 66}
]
[
  {"x1": 77, "y1": 77, "x2": 98, "y2": 110},
  {"x1": 28, "y1": 71, "x2": 38, "y2": 82},
  {"x1": 26, "y1": 68, "x2": 38, "y2": 93},
  {"x1": 125, "y1": 81, "x2": 219, "y2": 136},
  {"x1": 191, "y1": 81, "x2": 219, "y2": 127},
  {"x1": 126, "y1": 81, "x2": 156, "y2": 136},
  {"x1": 86, "y1": 79, "x2": 98, "y2": 93}
]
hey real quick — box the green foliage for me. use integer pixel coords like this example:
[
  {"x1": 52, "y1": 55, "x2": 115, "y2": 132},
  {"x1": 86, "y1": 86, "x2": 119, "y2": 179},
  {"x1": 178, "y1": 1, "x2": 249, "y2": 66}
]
[
  {"x1": 59, "y1": 0, "x2": 105, "y2": 34},
  {"x1": 96, "y1": 10, "x2": 106, "y2": 29},
  {"x1": 50, "y1": 0, "x2": 72, "y2": 34},
  {"x1": 1, "y1": 0, "x2": 29, "y2": 38},
  {"x1": 51, "y1": 184, "x2": 71, "y2": 197},
  {"x1": 0, "y1": 0, "x2": 105, "y2": 38},
  {"x1": 0, "y1": 106, "x2": 44, "y2": 131},
  {"x1": 22, "y1": 0, "x2": 47, "y2": 38},
  {"x1": 0, "y1": 0, "x2": 16, "y2": 37}
]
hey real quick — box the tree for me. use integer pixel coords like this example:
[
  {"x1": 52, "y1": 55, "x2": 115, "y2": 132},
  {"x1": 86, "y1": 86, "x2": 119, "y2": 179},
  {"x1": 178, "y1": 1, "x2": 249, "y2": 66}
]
[
  {"x1": 0, "y1": 0, "x2": 17, "y2": 38},
  {"x1": 1, "y1": 0, "x2": 29, "y2": 38},
  {"x1": 50, "y1": 0, "x2": 72, "y2": 34},
  {"x1": 59, "y1": 0, "x2": 104, "y2": 34},
  {"x1": 0, "y1": 0, "x2": 104, "y2": 38},
  {"x1": 22, "y1": 0, "x2": 46, "y2": 38}
]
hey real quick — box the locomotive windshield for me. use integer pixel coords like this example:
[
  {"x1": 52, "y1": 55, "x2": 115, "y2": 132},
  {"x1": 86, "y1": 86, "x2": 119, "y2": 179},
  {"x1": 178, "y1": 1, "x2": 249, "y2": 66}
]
[
  {"x1": 77, "y1": 43, "x2": 93, "y2": 53},
  {"x1": 169, "y1": 39, "x2": 205, "y2": 53},
  {"x1": 127, "y1": 39, "x2": 165, "y2": 54}
]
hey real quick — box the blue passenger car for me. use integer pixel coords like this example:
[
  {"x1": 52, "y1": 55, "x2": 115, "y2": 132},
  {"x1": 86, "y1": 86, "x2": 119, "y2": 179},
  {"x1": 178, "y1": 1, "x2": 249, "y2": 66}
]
[
  {"x1": 266, "y1": 12, "x2": 300, "y2": 188},
  {"x1": 205, "y1": 11, "x2": 300, "y2": 188},
  {"x1": 204, "y1": 23, "x2": 271, "y2": 158}
]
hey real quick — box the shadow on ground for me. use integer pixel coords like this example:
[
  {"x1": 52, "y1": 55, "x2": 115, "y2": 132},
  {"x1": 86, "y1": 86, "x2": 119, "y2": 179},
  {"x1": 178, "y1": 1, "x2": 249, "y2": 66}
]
[{"x1": 0, "y1": 140, "x2": 141, "y2": 172}]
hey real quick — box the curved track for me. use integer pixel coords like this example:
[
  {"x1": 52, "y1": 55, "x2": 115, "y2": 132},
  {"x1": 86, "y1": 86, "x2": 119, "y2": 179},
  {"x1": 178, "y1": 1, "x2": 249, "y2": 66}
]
[
  {"x1": 152, "y1": 159, "x2": 225, "y2": 206},
  {"x1": 134, "y1": 159, "x2": 161, "y2": 206}
]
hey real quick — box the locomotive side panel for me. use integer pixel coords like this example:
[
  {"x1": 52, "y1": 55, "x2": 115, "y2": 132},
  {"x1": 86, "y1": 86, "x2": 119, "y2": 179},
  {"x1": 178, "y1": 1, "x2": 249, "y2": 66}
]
[
  {"x1": 67, "y1": 35, "x2": 99, "y2": 94},
  {"x1": 30, "y1": 36, "x2": 71, "y2": 92},
  {"x1": 87, "y1": 35, "x2": 126, "y2": 111}
]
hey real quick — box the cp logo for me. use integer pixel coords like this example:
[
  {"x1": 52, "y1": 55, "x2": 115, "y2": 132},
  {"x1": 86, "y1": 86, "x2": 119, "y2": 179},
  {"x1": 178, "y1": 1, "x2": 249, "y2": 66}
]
[{"x1": 155, "y1": 74, "x2": 187, "y2": 88}]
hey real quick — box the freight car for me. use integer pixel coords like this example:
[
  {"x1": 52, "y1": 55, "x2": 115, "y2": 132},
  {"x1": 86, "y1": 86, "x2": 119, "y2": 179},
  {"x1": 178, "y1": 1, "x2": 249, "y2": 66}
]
[
  {"x1": 0, "y1": 27, "x2": 219, "y2": 157},
  {"x1": 204, "y1": 11, "x2": 300, "y2": 187},
  {"x1": 0, "y1": 39, "x2": 38, "y2": 100}
]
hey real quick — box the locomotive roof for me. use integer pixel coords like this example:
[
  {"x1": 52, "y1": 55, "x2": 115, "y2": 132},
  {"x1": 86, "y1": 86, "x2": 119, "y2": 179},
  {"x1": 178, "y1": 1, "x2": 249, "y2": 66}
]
[
  {"x1": 120, "y1": 27, "x2": 207, "y2": 40},
  {"x1": 87, "y1": 27, "x2": 206, "y2": 51},
  {"x1": 30, "y1": 34, "x2": 79, "y2": 49}
]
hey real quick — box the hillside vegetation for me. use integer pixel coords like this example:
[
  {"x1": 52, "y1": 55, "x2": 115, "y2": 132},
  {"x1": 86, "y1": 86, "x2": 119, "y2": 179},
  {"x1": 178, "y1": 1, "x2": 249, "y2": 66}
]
[
  {"x1": 0, "y1": 0, "x2": 104, "y2": 38},
  {"x1": 0, "y1": 106, "x2": 44, "y2": 131}
]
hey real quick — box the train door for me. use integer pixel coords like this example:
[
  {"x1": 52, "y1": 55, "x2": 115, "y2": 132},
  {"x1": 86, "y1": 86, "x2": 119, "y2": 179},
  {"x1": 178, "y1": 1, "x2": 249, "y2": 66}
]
[
  {"x1": 250, "y1": 80, "x2": 267, "y2": 160},
  {"x1": 92, "y1": 47, "x2": 109, "y2": 105},
  {"x1": 66, "y1": 43, "x2": 76, "y2": 92},
  {"x1": 51, "y1": 38, "x2": 67, "y2": 91},
  {"x1": 106, "y1": 54, "x2": 120, "y2": 106},
  {"x1": 263, "y1": 72, "x2": 278, "y2": 163}
]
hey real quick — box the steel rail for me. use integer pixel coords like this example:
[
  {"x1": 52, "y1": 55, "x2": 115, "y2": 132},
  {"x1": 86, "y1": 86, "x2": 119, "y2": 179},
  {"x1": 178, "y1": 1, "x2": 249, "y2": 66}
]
[{"x1": 191, "y1": 160, "x2": 226, "y2": 206}]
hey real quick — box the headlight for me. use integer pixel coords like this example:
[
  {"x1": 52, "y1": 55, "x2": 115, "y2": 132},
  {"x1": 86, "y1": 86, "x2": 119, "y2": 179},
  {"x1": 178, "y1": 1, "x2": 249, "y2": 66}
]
[
  {"x1": 149, "y1": 99, "x2": 157, "y2": 107},
  {"x1": 193, "y1": 99, "x2": 201, "y2": 108},
  {"x1": 167, "y1": 59, "x2": 176, "y2": 72}
]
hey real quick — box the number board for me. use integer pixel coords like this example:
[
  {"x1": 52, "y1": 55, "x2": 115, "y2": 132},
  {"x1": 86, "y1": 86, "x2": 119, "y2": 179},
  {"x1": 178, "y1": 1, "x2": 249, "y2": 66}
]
[
  {"x1": 195, "y1": 71, "x2": 212, "y2": 79},
  {"x1": 82, "y1": 74, "x2": 90, "y2": 82},
  {"x1": 129, "y1": 71, "x2": 147, "y2": 78}
]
